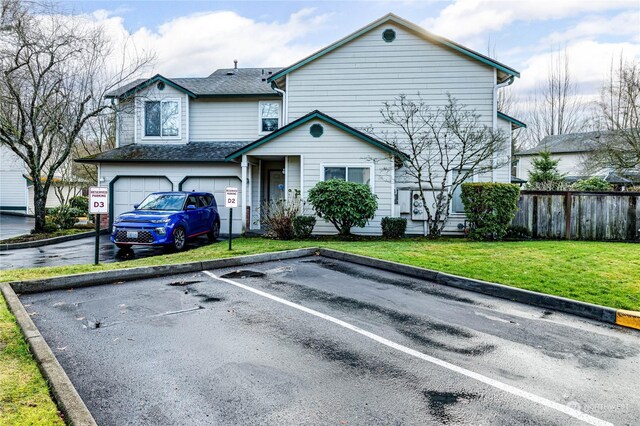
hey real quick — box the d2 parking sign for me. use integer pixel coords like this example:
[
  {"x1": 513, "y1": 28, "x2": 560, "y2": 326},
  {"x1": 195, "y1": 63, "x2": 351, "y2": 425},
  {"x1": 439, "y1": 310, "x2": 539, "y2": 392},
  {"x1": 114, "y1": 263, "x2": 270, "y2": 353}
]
[
  {"x1": 89, "y1": 186, "x2": 109, "y2": 214},
  {"x1": 225, "y1": 187, "x2": 238, "y2": 208}
]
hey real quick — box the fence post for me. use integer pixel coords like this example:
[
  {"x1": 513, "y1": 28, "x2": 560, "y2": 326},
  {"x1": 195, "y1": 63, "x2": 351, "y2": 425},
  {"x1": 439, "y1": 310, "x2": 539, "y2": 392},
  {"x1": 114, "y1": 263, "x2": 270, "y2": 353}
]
[
  {"x1": 531, "y1": 195, "x2": 538, "y2": 238},
  {"x1": 564, "y1": 191, "x2": 572, "y2": 240}
]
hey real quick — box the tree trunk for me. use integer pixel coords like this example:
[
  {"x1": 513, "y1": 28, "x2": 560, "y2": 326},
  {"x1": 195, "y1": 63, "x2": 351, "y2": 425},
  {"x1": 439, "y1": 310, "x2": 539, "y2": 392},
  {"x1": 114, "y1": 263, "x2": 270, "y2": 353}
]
[{"x1": 32, "y1": 183, "x2": 48, "y2": 233}]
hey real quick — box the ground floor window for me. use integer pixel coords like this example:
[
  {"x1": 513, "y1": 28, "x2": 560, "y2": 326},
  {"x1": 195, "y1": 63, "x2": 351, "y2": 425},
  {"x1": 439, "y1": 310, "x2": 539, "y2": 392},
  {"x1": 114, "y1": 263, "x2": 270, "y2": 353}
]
[
  {"x1": 451, "y1": 169, "x2": 470, "y2": 213},
  {"x1": 323, "y1": 166, "x2": 371, "y2": 185}
]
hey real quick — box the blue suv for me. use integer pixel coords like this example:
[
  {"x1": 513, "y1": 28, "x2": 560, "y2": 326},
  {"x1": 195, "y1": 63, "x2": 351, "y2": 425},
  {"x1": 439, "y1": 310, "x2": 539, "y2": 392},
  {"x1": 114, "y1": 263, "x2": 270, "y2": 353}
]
[{"x1": 111, "y1": 192, "x2": 221, "y2": 251}]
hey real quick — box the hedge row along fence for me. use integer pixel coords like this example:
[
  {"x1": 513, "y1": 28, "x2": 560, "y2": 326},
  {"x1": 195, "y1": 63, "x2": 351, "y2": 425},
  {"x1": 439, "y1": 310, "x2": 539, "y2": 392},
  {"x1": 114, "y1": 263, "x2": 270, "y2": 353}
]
[{"x1": 512, "y1": 190, "x2": 640, "y2": 241}]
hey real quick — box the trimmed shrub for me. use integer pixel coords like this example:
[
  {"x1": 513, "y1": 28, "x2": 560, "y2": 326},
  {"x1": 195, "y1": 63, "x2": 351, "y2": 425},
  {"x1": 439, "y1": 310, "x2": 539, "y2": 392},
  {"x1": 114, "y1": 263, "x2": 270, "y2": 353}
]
[
  {"x1": 461, "y1": 183, "x2": 520, "y2": 240},
  {"x1": 307, "y1": 180, "x2": 378, "y2": 236},
  {"x1": 571, "y1": 177, "x2": 612, "y2": 191},
  {"x1": 48, "y1": 206, "x2": 82, "y2": 230},
  {"x1": 293, "y1": 215, "x2": 316, "y2": 239},
  {"x1": 69, "y1": 195, "x2": 89, "y2": 215},
  {"x1": 505, "y1": 225, "x2": 531, "y2": 240},
  {"x1": 381, "y1": 217, "x2": 407, "y2": 238}
]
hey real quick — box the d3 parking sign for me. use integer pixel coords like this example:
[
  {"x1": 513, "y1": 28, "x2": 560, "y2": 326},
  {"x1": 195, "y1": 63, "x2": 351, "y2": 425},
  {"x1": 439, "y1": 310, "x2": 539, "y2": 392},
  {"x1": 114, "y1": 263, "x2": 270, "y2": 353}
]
[
  {"x1": 88, "y1": 186, "x2": 109, "y2": 214},
  {"x1": 225, "y1": 187, "x2": 238, "y2": 208}
]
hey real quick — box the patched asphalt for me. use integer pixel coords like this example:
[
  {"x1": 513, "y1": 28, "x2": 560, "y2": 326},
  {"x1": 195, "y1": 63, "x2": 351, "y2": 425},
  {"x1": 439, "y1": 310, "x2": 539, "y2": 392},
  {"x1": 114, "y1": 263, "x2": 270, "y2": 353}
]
[{"x1": 21, "y1": 257, "x2": 639, "y2": 425}]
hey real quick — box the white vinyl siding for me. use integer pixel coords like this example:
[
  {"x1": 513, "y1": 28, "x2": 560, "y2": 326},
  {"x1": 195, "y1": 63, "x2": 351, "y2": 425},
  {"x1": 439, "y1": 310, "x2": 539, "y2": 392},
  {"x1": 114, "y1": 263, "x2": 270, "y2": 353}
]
[
  {"x1": 190, "y1": 99, "x2": 281, "y2": 142},
  {"x1": 285, "y1": 23, "x2": 495, "y2": 134},
  {"x1": 245, "y1": 119, "x2": 392, "y2": 235},
  {"x1": 0, "y1": 145, "x2": 27, "y2": 211}
]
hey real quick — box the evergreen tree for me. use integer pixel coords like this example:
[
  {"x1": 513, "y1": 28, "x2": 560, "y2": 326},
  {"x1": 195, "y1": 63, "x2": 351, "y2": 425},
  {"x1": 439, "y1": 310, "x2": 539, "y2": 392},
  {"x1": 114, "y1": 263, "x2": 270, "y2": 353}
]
[{"x1": 526, "y1": 151, "x2": 566, "y2": 190}]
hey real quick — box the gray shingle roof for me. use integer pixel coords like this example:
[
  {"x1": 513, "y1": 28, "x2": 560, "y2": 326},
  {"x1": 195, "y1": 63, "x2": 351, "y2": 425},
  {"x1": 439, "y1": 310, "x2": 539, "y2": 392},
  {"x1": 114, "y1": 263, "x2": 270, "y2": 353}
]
[
  {"x1": 517, "y1": 131, "x2": 619, "y2": 156},
  {"x1": 75, "y1": 142, "x2": 249, "y2": 163},
  {"x1": 106, "y1": 68, "x2": 283, "y2": 98}
]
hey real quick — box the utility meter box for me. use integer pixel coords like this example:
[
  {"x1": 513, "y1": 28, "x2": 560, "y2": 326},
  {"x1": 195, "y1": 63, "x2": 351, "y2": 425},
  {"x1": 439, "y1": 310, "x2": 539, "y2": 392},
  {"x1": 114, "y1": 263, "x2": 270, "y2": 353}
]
[{"x1": 410, "y1": 190, "x2": 437, "y2": 221}]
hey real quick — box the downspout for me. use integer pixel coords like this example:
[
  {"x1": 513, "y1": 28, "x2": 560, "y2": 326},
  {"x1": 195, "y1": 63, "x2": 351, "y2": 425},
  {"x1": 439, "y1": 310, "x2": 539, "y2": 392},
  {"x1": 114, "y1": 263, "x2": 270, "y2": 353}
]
[
  {"x1": 493, "y1": 75, "x2": 515, "y2": 182},
  {"x1": 271, "y1": 81, "x2": 287, "y2": 125}
]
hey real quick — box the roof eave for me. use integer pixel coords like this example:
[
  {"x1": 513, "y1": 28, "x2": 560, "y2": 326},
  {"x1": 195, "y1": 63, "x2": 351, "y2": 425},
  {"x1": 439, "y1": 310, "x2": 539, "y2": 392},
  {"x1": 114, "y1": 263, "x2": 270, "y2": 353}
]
[{"x1": 109, "y1": 75, "x2": 197, "y2": 100}]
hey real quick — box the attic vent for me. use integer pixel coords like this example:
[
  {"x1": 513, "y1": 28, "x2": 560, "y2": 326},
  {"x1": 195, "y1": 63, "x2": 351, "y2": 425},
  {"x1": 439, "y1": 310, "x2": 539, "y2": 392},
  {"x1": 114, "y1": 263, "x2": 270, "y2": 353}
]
[
  {"x1": 382, "y1": 28, "x2": 396, "y2": 43},
  {"x1": 310, "y1": 124, "x2": 324, "y2": 138},
  {"x1": 226, "y1": 71, "x2": 234, "y2": 75},
  {"x1": 157, "y1": 81, "x2": 165, "y2": 90}
]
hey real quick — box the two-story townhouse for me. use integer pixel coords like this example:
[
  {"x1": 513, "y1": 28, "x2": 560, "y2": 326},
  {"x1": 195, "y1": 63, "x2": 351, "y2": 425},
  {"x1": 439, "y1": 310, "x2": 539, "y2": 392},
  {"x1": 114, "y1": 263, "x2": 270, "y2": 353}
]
[{"x1": 78, "y1": 13, "x2": 525, "y2": 236}]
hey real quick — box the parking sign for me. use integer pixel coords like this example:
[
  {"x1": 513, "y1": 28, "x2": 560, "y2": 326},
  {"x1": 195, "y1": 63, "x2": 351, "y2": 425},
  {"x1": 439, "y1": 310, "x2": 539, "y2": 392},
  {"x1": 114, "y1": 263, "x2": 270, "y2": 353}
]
[
  {"x1": 225, "y1": 187, "x2": 238, "y2": 208},
  {"x1": 89, "y1": 186, "x2": 109, "y2": 214}
]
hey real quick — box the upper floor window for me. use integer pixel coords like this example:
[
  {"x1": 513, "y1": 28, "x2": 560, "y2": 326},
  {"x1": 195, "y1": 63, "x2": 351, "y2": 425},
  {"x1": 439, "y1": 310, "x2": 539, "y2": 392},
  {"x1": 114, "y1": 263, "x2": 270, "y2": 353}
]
[
  {"x1": 145, "y1": 99, "x2": 180, "y2": 137},
  {"x1": 259, "y1": 101, "x2": 280, "y2": 133}
]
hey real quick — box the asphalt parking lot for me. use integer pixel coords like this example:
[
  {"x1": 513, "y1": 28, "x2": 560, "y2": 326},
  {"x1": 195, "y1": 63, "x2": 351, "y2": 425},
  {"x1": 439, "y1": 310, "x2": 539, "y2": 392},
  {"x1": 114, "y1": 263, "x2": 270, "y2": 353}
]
[
  {"x1": 22, "y1": 257, "x2": 639, "y2": 425},
  {"x1": 0, "y1": 213, "x2": 34, "y2": 239},
  {"x1": 0, "y1": 234, "x2": 215, "y2": 270}
]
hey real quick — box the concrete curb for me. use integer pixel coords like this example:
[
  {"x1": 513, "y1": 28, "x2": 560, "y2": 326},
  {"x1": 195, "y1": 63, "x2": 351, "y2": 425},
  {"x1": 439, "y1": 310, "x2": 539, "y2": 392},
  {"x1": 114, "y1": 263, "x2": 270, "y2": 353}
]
[
  {"x1": 318, "y1": 248, "x2": 640, "y2": 330},
  {"x1": 11, "y1": 247, "x2": 319, "y2": 294},
  {"x1": 0, "y1": 229, "x2": 108, "y2": 251},
  {"x1": 0, "y1": 283, "x2": 98, "y2": 426}
]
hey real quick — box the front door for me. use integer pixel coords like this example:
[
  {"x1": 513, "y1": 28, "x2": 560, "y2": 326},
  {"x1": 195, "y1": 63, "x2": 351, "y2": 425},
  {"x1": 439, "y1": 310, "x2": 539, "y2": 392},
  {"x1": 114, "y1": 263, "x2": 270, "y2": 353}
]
[{"x1": 268, "y1": 170, "x2": 286, "y2": 202}]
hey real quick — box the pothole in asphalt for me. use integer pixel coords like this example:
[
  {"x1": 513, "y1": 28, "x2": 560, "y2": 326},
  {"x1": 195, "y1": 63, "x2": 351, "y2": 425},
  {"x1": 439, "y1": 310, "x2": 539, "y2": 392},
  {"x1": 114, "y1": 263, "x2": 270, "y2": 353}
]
[
  {"x1": 221, "y1": 270, "x2": 265, "y2": 279},
  {"x1": 423, "y1": 390, "x2": 479, "y2": 423},
  {"x1": 168, "y1": 280, "x2": 203, "y2": 286}
]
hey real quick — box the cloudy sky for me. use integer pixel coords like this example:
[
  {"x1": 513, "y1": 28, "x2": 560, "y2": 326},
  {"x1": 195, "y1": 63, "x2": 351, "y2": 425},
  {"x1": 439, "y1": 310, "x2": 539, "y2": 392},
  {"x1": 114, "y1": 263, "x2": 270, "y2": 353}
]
[{"x1": 61, "y1": 0, "x2": 639, "y2": 103}]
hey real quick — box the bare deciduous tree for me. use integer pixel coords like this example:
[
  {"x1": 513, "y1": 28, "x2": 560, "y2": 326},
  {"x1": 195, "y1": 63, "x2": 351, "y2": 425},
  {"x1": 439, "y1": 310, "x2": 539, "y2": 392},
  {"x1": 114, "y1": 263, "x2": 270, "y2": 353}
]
[
  {"x1": 525, "y1": 49, "x2": 586, "y2": 147},
  {"x1": 372, "y1": 94, "x2": 508, "y2": 237},
  {"x1": 0, "y1": 0, "x2": 152, "y2": 232},
  {"x1": 589, "y1": 56, "x2": 640, "y2": 173}
]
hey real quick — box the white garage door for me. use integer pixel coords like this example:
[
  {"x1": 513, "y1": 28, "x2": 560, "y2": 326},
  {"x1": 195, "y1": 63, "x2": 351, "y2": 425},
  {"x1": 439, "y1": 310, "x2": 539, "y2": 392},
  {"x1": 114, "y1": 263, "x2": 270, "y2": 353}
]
[
  {"x1": 181, "y1": 177, "x2": 242, "y2": 234},
  {"x1": 113, "y1": 176, "x2": 173, "y2": 218}
]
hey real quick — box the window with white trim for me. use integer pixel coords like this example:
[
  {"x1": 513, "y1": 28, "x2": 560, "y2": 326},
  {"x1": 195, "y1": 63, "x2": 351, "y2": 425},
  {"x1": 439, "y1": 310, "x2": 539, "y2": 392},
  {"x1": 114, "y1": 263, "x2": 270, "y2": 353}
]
[
  {"x1": 324, "y1": 166, "x2": 371, "y2": 186},
  {"x1": 259, "y1": 101, "x2": 280, "y2": 133},
  {"x1": 144, "y1": 99, "x2": 180, "y2": 137},
  {"x1": 451, "y1": 169, "x2": 470, "y2": 213}
]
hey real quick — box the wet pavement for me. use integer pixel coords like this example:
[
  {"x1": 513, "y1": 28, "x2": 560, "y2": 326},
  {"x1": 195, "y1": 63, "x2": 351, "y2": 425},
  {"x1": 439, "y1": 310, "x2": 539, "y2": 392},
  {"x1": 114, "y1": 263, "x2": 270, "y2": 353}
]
[
  {"x1": 21, "y1": 257, "x2": 639, "y2": 425},
  {"x1": 0, "y1": 234, "x2": 218, "y2": 270},
  {"x1": 0, "y1": 213, "x2": 34, "y2": 240}
]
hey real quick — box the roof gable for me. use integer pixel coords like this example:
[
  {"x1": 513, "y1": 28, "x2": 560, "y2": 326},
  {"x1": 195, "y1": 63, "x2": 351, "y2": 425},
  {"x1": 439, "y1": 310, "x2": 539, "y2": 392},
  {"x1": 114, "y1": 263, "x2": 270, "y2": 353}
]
[
  {"x1": 225, "y1": 110, "x2": 407, "y2": 161},
  {"x1": 268, "y1": 13, "x2": 519, "y2": 85},
  {"x1": 107, "y1": 74, "x2": 197, "y2": 99}
]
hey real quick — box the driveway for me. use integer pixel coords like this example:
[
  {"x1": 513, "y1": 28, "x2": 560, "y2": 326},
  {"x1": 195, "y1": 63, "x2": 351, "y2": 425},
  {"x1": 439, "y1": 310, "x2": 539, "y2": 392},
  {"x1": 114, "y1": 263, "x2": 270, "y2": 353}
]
[
  {"x1": 0, "y1": 234, "x2": 217, "y2": 270},
  {"x1": 0, "y1": 213, "x2": 34, "y2": 240},
  {"x1": 22, "y1": 257, "x2": 639, "y2": 425}
]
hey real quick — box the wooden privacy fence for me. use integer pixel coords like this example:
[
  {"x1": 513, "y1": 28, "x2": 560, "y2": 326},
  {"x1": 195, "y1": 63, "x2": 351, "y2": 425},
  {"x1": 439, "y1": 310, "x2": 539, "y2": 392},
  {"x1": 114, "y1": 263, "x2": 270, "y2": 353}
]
[{"x1": 512, "y1": 190, "x2": 640, "y2": 241}]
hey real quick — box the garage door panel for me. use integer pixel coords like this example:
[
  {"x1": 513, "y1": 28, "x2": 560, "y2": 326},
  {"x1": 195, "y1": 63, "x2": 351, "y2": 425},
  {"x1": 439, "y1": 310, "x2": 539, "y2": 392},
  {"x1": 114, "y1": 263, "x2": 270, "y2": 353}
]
[
  {"x1": 182, "y1": 177, "x2": 242, "y2": 234},
  {"x1": 113, "y1": 177, "x2": 172, "y2": 218}
]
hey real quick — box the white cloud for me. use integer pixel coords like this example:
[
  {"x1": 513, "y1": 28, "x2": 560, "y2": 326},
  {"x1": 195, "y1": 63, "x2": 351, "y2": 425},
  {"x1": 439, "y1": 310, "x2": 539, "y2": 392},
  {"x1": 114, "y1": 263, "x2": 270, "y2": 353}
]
[
  {"x1": 85, "y1": 8, "x2": 332, "y2": 77},
  {"x1": 542, "y1": 10, "x2": 640, "y2": 44},
  {"x1": 422, "y1": 0, "x2": 636, "y2": 41},
  {"x1": 515, "y1": 40, "x2": 640, "y2": 94}
]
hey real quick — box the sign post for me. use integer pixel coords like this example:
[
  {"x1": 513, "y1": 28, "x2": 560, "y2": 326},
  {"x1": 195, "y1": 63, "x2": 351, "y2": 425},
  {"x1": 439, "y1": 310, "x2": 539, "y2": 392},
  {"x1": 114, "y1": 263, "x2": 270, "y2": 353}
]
[
  {"x1": 225, "y1": 187, "x2": 238, "y2": 251},
  {"x1": 88, "y1": 186, "x2": 108, "y2": 265}
]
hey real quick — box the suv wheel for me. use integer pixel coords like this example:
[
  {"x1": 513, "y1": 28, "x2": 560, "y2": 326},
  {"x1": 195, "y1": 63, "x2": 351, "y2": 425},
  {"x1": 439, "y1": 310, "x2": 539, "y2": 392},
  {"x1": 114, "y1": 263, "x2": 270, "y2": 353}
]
[
  {"x1": 172, "y1": 226, "x2": 186, "y2": 251},
  {"x1": 207, "y1": 221, "x2": 220, "y2": 242}
]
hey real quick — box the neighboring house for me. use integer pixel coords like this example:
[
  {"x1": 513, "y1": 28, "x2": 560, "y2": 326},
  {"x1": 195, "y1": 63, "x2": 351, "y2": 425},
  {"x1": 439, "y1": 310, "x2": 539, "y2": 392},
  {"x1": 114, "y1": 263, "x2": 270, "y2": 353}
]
[
  {"x1": 515, "y1": 131, "x2": 639, "y2": 187},
  {"x1": 77, "y1": 13, "x2": 523, "y2": 235},
  {"x1": 0, "y1": 145, "x2": 29, "y2": 214}
]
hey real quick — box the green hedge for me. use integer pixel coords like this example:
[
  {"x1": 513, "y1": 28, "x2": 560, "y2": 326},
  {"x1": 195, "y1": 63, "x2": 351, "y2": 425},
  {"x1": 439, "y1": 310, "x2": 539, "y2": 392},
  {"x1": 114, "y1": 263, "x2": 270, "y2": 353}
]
[
  {"x1": 293, "y1": 215, "x2": 316, "y2": 239},
  {"x1": 381, "y1": 217, "x2": 407, "y2": 238},
  {"x1": 461, "y1": 183, "x2": 520, "y2": 240}
]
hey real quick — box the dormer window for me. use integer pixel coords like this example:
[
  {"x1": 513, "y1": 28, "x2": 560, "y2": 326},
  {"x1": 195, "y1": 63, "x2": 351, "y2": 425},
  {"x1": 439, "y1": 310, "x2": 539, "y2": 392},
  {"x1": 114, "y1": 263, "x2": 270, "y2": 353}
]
[
  {"x1": 144, "y1": 99, "x2": 180, "y2": 137},
  {"x1": 259, "y1": 101, "x2": 280, "y2": 133}
]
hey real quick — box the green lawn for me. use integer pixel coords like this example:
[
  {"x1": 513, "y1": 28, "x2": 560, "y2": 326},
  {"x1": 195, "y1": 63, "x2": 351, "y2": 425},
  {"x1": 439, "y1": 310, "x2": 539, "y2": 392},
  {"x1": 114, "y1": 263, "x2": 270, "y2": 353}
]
[
  {"x1": 0, "y1": 297, "x2": 64, "y2": 425},
  {"x1": 1, "y1": 237, "x2": 639, "y2": 425}
]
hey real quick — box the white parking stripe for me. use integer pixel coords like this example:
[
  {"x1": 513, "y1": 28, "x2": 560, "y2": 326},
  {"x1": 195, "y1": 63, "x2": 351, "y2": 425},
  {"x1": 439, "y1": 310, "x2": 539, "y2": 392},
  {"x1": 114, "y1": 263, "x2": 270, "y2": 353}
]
[{"x1": 203, "y1": 270, "x2": 612, "y2": 426}]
